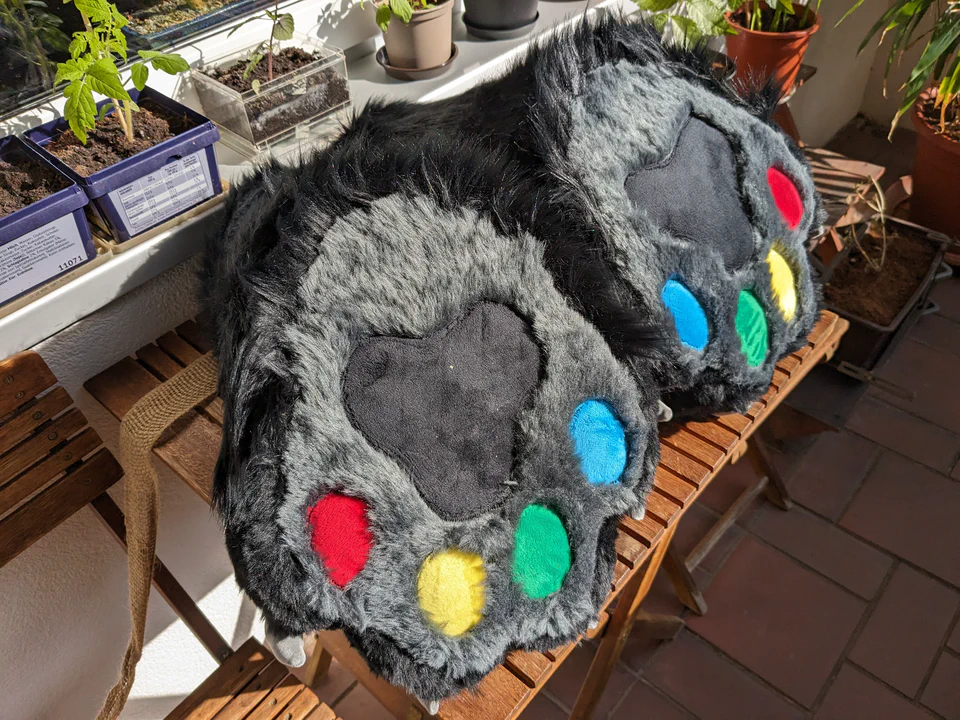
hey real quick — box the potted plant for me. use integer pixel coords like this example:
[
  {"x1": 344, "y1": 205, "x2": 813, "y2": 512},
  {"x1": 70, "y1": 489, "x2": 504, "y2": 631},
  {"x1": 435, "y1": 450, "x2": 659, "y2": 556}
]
[
  {"x1": 724, "y1": 0, "x2": 821, "y2": 93},
  {"x1": 191, "y1": 0, "x2": 350, "y2": 157},
  {"x1": 369, "y1": 0, "x2": 455, "y2": 79},
  {"x1": 842, "y1": 0, "x2": 960, "y2": 241},
  {"x1": 819, "y1": 183, "x2": 952, "y2": 371},
  {"x1": 463, "y1": 0, "x2": 539, "y2": 40},
  {"x1": 0, "y1": 135, "x2": 96, "y2": 308},
  {"x1": 22, "y1": 0, "x2": 222, "y2": 243}
]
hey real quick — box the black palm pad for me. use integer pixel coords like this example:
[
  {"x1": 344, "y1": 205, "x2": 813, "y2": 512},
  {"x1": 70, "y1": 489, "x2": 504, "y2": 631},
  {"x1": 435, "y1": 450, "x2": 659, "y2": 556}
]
[
  {"x1": 344, "y1": 303, "x2": 542, "y2": 520},
  {"x1": 624, "y1": 117, "x2": 753, "y2": 270}
]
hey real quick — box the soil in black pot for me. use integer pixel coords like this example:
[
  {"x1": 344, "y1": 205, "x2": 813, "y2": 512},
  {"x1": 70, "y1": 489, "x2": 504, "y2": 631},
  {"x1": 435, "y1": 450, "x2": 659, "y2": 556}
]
[
  {"x1": 0, "y1": 150, "x2": 68, "y2": 217},
  {"x1": 824, "y1": 223, "x2": 938, "y2": 326},
  {"x1": 44, "y1": 100, "x2": 195, "y2": 176},
  {"x1": 205, "y1": 47, "x2": 349, "y2": 143}
]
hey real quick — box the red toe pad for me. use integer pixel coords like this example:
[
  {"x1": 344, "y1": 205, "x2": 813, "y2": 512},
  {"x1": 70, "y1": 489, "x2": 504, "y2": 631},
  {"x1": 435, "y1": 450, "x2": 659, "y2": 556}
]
[
  {"x1": 767, "y1": 167, "x2": 803, "y2": 229},
  {"x1": 307, "y1": 493, "x2": 372, "y2": 588}
]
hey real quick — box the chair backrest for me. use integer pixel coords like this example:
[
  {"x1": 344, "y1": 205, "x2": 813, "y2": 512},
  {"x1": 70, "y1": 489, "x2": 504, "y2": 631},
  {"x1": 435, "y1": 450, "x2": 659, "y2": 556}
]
[{"x1": 0, "y1": 351, "x2": 122, "y2": 568}]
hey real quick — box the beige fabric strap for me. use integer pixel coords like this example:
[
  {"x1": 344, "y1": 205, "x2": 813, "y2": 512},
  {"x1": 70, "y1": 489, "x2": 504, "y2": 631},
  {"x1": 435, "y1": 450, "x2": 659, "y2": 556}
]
[{"x1": 98, "y1": 352, "x2": 219, "y2": 720}]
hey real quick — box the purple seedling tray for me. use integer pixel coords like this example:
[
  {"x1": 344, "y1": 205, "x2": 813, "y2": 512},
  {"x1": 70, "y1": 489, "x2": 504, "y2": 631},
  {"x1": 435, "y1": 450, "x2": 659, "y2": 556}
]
[
  {"x1": 0, "y1": 135, "x2": 96, "y2": 307},
  {"x1": 24, "y1": 87, "x2": 222, "y2": 242}
]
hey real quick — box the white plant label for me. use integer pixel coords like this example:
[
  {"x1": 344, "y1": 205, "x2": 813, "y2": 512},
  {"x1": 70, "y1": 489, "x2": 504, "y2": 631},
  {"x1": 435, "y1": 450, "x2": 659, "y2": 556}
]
[
  {"x1": 0, "y1": 213, "x2": 89, "y2": 305},
  {"x1": 109, "y1": 150, "x2": 215, "y2": 235}
]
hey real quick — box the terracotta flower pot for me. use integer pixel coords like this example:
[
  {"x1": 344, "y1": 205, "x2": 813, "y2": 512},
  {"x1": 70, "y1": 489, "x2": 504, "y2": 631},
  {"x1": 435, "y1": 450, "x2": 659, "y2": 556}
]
[
  {"x1": 910, "y1": 90, "x2": 960, "y2": 240},
  {"x1": 725, "y1": 6, "x2": 820, "y2": 94},
  {"x1": 381, "y1": 0, "x2": 453, "y2": 70}
]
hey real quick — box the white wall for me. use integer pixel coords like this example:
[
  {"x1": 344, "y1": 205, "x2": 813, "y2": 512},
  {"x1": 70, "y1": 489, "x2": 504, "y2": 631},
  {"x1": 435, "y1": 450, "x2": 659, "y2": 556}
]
[{"x1": 788, "y1": 0, "x2": 885, "y2": 147}]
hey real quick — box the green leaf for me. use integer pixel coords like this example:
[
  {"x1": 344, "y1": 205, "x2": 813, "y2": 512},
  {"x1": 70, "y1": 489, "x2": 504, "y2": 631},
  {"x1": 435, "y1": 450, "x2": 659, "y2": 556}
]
[
  {"x1": 243, "y1": 47, "x2": 264, "y2": 79},
  {"x1": 633, "y1": 0, "x2": 680, "y2": 11},
  {"x1": 73, "y1": 0, "x2": 110, "y2": 21},
  {"x1": 684, "y1": 0, "x2": 728, "y2": 37},
  {"x1": 138, "y1": 49, "x2": 190, "y2": 75},
  {"x1": 669, "y1": 14, "x2": 702, "y2": 48},
  {"x1": 251, "y1": 78, "x2": 261, "y2": 94},
  {"x1": 131, "y1": 62, "x2": 148, "y2": 91},
  {"x1": 96, "y1": 101, "x2": 114, "y2": 122},
  {"x1": 836, "y1": 0, "x2": 866, "y2": 27},
  {"x1": 87, "y1": 57, "x2": 129, "y2": 100},
  {"x1": 376, "y1": 2, "x2": 392, "y2": 31},
  {"x1": 68, "y1": 33, "x2": 88, "y2": 60},
  {"x1": 55, "y1": 57, "x2": 89, "y2": 84},
  {"x1": 273, "y1": 12, "x2": 295, "y2": 40},
  {"x1": 906, "y1": 14, "x2": 960, "y2": 88},
  {"x1": 63, "y1": 79, "x2": 95, "y2": 144},
  {"x1": 389, "y1": 0, "x2": 413, "y2": 24}
]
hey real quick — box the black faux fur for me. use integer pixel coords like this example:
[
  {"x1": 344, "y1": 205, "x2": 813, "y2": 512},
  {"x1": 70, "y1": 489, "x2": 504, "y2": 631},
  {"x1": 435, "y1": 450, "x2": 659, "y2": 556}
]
[{"x1": 201, "y1": 14, "x2": 821, "y2": 701}]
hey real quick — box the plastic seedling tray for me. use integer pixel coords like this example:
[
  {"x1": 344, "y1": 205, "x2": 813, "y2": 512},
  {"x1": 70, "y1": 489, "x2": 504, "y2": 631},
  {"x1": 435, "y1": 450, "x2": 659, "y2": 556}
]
[
  {"x1": 0, "y1": 135, "x2": 97, "y2": 308},
  {"x1": 191, "y1": 34, "x2": 350, "y2": 158},
  {"x1": 24, "y1": 87, "x2": 223, "y2": 243}
]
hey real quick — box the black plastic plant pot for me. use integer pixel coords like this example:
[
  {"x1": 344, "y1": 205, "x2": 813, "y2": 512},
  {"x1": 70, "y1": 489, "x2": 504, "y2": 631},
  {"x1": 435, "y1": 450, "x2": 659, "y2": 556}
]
[
  {"x1": 463, "y1": 0, "x2": 539, "y2": 39},
  {"x1": 0, "y1": 135, "x2": 96, "y2": 308},
  {"x1": 823, "y1": 218, "x2": 952, "y2": 372},
  {"x1": 24, "y1": 87, "x2": 222, "y2": 243}
]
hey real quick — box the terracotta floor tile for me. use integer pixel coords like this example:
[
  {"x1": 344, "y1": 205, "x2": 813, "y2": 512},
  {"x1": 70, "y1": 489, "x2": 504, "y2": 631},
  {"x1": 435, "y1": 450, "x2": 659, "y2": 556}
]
[
  {"x1": 841, "y1": 452, "x2": 960, "y2": 586},
  {"x1": 620, "y1": 573, "x2": 685, "y2": 673},
  {"x1": 331, "y1": 683, "x2": 395, "y2": 720},
  {"x1": 846, "y1": 394, "x2": 960, "y2": 474},
  {"x1": 543, "y1": 642, "x2": 635, "y2": 718},
  {"x1": 645, "y1": 631, "x2": 804, "y2": 720},
  {"x1": 749, "y1": 504, "x2": 893, "y2": 599},
  {"x1": 609, "y1": 680, "x2": 696, "y2": 720},
  {"x1": 815, "y1": 664, "x2": 932, "y2": 720},
  {"x1": 521, "y1": 692, "x2": 567, "y2": 720},
  {"x1": 911, "y1": 312, "x2": 960, "y2": 358},
  {"x1": 930, "y1": 277, "x2": 960, "y2": 323},
  {"x1": 786, "y1": 430, "x2": 881, "y2": 521},
  {"x1": 698, "y1": 459, "x2": 760, "y2": 515},
  {"x1": 303, "y1": 655, "x2": 356, "y2": 707},
  {"x1": 873, "y1": 339, "x2": 960, "y2": 435},
  {"x1": 949, "y1": 621, "x2": 960, "y2": 654},
  {"x1": 849, "y1": 564, "x2": 958, "y2": 697},
  {"x1": 671, "y1": 502, "x2": 745, "y2": 573},
  {"x1": 921, "y1": 652, "x2": 960, "y2": 720},
  {"x1": 686, "y1": 538, "x2": 865, "y2": 707}
]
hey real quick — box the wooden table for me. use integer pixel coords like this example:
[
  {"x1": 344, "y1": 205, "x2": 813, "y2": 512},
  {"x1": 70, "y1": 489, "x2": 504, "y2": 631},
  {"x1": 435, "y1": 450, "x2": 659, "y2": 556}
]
[{"x1": 85, "y1": 310, "x2": 848, "y2": 720}]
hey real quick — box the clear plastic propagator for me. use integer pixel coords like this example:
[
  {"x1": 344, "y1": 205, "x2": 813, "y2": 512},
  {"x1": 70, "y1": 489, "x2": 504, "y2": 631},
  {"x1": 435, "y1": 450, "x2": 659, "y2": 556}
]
[{"x1": 191, "y1": 34, "x2": 350, "y2": 157}]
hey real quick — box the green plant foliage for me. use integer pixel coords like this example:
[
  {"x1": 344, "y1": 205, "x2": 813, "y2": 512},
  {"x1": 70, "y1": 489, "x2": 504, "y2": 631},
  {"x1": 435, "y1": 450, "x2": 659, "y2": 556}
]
[
  {"x1": 634, "y1": 0, "x2": 731, "y2": 45},
  {"x1": 361, "y1": 0, "x2": 435, "y2": 33},
  {"x1": 841, "y1": 0, "x2": 960, "y2": 136},
  {"x1": 226, "y1": 0, "x2": 295, "y2": 84},
  {"x1": 56, "y1": 0, "x2": 188, "y2": 143},
  {"x1": 0, "y1": 0, "x2": 70, "y2": 89}
]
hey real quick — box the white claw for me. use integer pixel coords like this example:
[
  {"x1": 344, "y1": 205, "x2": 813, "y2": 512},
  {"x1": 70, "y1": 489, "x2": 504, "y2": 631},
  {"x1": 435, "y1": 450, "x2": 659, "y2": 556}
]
[
  {"x1": 588, "y1": 619, "x2": 599, "y2": 630},
  {"x1": 417, "y1": 697, "x2": 441, "y2": 716},
  {"x1": 264, "y1": 627, "x2": 306, "y2": 668},
  {"x1": 630, "y1": 506, "x2": 646, "y2": 521}
]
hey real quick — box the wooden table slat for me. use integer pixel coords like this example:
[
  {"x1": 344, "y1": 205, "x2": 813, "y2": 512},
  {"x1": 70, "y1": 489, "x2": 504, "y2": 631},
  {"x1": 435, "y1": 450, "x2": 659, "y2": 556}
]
[
  {"x1": 679, "y1": 419, "x2": 740, "y2": 451},
  {"x1": 652, "y1": 467, "x2": 697, "y2": 506},
  {"x1": 0, "y1": 352, "x2": 56, "y2": 419},
  {"x1": 138, "y1": 344, "x2": 185, "y2": 380},
  {"x1": 503, "y1": 650, "x2": 552, "y2": 689},
  {"x1": 243, "y1": 676, "x2": 313, "y2": 720},
  {"x1": 437, "y1": 665, "x2": 530, "y2": 720},
  {"x1": 615, "y1": 531, "x2": 647, "y2": 567},
  {"x1": 0, "y1": 427, "x2": 100, "y2": 516},
  {"x1": 661, "y1": 428, "x2": 726, "y2": 470},
  {"x1": 644, "y1": 490, "x2": 681, "y2": 526},
  {"x1": 620, "y1": 514, "x2": 663, "y2": 546},
  {"x1": 159, "y1": 331, "x2": 204, "y2": 366},
  {"x1": 0, "y1": 407, "x2": 86, "y2": 484},
  {"x1": 657, "y1": 444, "x2": 710, "y2": 486},
  {"x1": 713, "y1": 413, "x2": 750, "y2": 435},
  {"x1": 208, "y1": 660, "x2": 289, "y2": 720},
  {"x1": 0, "y1": 449, "x2": 121, "y2": 568},
  {"x1": 177, "y1": 320, "x2": 214, "y2": 353},
  {"x1": 165, "y1": 638, "x2": 272, "y2": 720},
  {"x1": 0, "y1": 387, "x2": 71, "y2": 457}
]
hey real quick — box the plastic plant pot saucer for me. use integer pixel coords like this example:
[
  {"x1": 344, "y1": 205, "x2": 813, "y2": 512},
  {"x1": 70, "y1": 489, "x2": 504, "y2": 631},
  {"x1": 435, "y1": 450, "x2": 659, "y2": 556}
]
[
  {"x1": 463, "y1": 12, "x2": 539, "y2": 40},
  {"x1": 376, "y1": 44, "x2": 459, "y2": 81}
]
